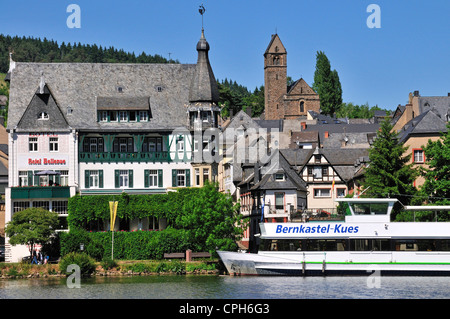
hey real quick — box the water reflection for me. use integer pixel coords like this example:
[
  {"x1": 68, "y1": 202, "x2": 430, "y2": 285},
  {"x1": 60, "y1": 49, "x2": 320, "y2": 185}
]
[{"x1": 1, "y1": 275, "x2": 450, "y2": 299}]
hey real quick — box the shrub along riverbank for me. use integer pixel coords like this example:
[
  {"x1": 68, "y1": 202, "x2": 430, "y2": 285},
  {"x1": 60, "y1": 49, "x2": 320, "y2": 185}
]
[{"x1": 0, "y1": 257, "x2": 222, "y2": 279}]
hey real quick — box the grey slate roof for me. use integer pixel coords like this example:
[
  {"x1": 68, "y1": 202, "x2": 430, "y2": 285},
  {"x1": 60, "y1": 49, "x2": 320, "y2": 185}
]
[
  {"x1": 8, "y1": 62, "x2": 196, "y2": 132},
  {"x1": 398, "y1": 108, "x2": 448, "y2": 143},
  {"x1": 15, "y1": 84, "x2": 71, "y2": 132},
  {"x1": 188, "y1": 30, "x2": 219, "y2": 105}
]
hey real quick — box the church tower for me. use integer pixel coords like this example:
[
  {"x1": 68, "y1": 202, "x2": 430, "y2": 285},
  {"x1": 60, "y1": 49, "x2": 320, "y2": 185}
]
[{"x1": 264, "y1": 34, "x2": 287, "y2": 120}]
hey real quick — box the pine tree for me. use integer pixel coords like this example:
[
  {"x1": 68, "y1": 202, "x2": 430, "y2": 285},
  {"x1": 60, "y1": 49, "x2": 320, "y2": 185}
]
[
  {"x1": 362, "y1": 117, "x2": 418, "y2": 212},
  {"x1": 420, "y1": 123, "x2": 450, "y2": 206},
  {"x1": 312, "y1": 51, "x2": 343, "y2": 116}
]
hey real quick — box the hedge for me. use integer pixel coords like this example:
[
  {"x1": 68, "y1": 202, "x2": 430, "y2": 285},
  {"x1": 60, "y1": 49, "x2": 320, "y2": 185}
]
[{"x1": 60, "y1": 227, "x2": 197, "y2": 260}]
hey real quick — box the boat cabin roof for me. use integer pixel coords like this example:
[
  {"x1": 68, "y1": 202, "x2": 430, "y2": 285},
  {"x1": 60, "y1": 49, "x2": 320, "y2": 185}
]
[{"x1": 335, "y1": 197, "x2": 398, "y2": 222}]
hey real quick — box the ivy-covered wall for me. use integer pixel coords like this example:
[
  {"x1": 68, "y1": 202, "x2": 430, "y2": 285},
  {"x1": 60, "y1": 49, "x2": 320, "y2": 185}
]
[
  {"x1": 62, "y1": 183, "x2": 243, "y2": 260},
  {"x1": 67, "y1": 188, "x2": 198, "y2": 230}
]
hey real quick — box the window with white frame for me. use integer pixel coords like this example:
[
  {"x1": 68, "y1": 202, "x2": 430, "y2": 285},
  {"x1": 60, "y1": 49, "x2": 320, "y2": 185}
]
[
  {"x1": 119, "y1": 111, "x2": 127, "y2": 122},
  {"x1": 13, "y1": 201, "x2": 30, "y2": 213},
  {"x1": 119, "y1": 170, "x2": 129, "y2": 187},
  {"x1": 119, "y1": 138, "x2": 127, "y2": 152},
  {"x1": 33, "y1": 201, "x2": 49, "y2": 210},
  {"x1": 29, "y1": 137, "x2": 38, "y2": 152},
  {"x1": 38, "y1": 112, "x2": 49, "y2": 120},
  {"x1": 109, "y1": 111, "x2": 118, "y2": 122},
  {"x1": 89, "y1": 170, "x2": 99, "y2": 188},
  {"x1": 195, "y1": 168, "x2": 200, "y2": 186},
  {"x1": 49, "y1": 137, "x2": 59, "y2": 152},
  {"x1": 314, "y1": 188, "x2": 331, "y2": 198},
  {"x1": 90, "y1": 138, "x2": 98, "y2": 152},
  {"x1": 177, "y1": 138, "x2": 184, "y2": 152},
  {"x1": 275, "y1": 193, "x2": 284, "y2": 210},
  {"x1": 52, "y1": 201, "x2": 68, "y2": 215},
  {"x1": 139, "y1": 111, "x2": 148, "y2": 122},
  {"x1": 203, "y1": 168, "x2": 210, "y2": 183},
  {"x1": 39, "y1": 175, "x2": 49, "y2": 186},
  {"x1": 59, "y1": 170, "x2": 69, "y2": 186},
  {"x1": 148, "y1": 170, "x2": 158, "y2": 187},
  {"x1": 414, "y1": 149, "x2": 424, "y2": 163},
  {"x1": 99, "y1": 111, "x2": 108, "y2": 122},
  {"x1": 129, "y1": 111, "x2": 137, "y2": 122},
  {"x1": 19, "y1": 171, "x2": 28, "y2": 186},
  {"x1": 177, "y1": 170, "x2": 185, "y2": 187}
]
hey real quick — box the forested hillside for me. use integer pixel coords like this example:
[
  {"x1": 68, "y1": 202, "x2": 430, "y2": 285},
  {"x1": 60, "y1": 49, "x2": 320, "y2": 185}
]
[
  {"x1": 0, "y1": 34, "x2": 175, "y2": 73},
  {"x1": 0, "y1": 34, "x2": 264, "y2": 120}
]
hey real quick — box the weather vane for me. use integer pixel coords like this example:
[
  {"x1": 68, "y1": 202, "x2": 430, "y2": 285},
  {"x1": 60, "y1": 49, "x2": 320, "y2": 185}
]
[{"x1": 199, "y1": 4, "x2": 206, "y2": 29}]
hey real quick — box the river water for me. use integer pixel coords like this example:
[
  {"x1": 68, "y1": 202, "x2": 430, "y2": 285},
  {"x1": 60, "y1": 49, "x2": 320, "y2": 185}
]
[{"x1": 1, "y1": 275, "x2": 450, "y2": 299}]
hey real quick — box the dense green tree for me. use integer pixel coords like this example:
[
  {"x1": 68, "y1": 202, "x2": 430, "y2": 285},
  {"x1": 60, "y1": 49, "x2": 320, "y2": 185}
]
[
  {"x1": 312, "y1": 51, "x2": 343, "y2": 116},
  {"x1": 176, "y1": 182, "x2": 243, "y2": 253},
  {"x1": 420, "y1": 123, "x2": 450, "y2": 206},
  {"x1": 5, "y1": 207, "x2": 59, "y2": 258},
  {"x1": 336, "y1": 102, "x2": 388, "y2": 119},
  {"x1": 362, "y1": 117, "x2": 418, "y2": 216}
]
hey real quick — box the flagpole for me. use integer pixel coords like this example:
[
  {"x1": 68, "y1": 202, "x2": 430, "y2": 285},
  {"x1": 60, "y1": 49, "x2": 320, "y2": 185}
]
[{"x1": 109, "y1": 200, "x2": 118, "y2": 260}]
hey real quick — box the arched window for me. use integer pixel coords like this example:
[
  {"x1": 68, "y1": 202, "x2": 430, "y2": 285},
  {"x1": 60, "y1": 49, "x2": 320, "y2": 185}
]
[
  {"x1": 300, "y1": 101, "x2": 305, "y2": 113},
  {"x1": 38, "y1": 112, "x2": 49, "y2": 120},
  {"x1": 273, "y1": 56, "x2": 280, "y2": 65}
]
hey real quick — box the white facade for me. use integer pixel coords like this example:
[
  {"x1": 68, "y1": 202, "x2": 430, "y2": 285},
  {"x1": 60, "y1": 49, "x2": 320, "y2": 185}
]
[{"x1": 5, "y1": 130, "x2": 78, "y2": 262}]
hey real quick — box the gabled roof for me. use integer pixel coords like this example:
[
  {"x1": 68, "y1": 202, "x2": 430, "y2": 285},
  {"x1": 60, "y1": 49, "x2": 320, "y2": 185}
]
[
  {"x1": 264, "y1": 34, "x2": 287, "y2": 56},
  {"x1": 398, "y1": 108, "x2": 448, "y2": 143},
  {"x1": 16, "y1": 83, "x2": 71, "y2": 132},
  {"x1": 250, "y1": 150, "x2": 307, "y2": 192},
  {"x1": 287, "y1": 78, "x2": 317, "y2": 95}
]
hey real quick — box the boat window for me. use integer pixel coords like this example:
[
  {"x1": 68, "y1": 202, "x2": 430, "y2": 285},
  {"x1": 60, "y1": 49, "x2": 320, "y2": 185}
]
[
  {"x1": 259, "y1": 239, "x2": 450, "y2": 252},
  {"x1": 350, "y1": 203, "x2": 389, "y2": 215}
]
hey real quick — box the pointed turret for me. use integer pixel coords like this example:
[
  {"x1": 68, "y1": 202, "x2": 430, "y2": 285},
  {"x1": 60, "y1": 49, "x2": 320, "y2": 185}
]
[
  {"x1": 187, "y1": 29, "x2": 220, "y2": 131},
  {"x1": 189, "y1": 29, "x2": 219, "y2": 104}
]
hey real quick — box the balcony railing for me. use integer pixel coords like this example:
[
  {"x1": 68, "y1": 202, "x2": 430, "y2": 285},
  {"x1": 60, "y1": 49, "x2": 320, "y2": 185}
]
[
  {"x1": 79, "y1": 151, "x2": 171, "y2": 163},
  {"x1": 11, "y1": 186, "x2": 71, "y2": 199}
]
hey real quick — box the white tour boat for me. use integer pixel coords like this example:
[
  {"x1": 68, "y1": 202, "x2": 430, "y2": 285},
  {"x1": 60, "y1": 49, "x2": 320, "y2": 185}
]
[{"x1": 218, "y1": 198, "x2": 450, "y2": 276}]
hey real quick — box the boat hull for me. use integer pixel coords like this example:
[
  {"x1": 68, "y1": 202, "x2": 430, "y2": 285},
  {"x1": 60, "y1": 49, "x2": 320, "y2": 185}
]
[{"x1": 217, "y1": 251, "x2": 450, "y2": 276}]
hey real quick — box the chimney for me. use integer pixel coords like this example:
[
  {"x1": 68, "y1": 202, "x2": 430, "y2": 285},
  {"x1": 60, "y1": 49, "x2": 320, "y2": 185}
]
[
  {"x1": 324, "y1": 131, "x2": 329, "y2": 138},
  {"x1": 447, "y1": 93, "x2": 450, "y2": 97},
  {"x1": 229, "y1": 109, "x2": 233, "y2": 119},
  {"x1": 413, "y1": 90, "x2": 420, "y2": 97},
  {"x1": 301, "y1": 122, "x2": 306, "y2": 130},
  {"x1": 246, "y1": 107, "x2": 252, "y2": 117}
]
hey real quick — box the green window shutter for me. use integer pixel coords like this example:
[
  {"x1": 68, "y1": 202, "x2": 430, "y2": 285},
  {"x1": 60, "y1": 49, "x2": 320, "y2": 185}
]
[
  {"x1": 54, "y1": 171, "x2": 61, "y2": 185},
  {"x1": 186, "y1": 169, "x2": 191, "y2": 187},
  {"x1": 158, "y1": 169, "x2": 163, "y2": 188},
  {"x1": 85, "y1": 170, "x2": 90, "y2": 189},
  {"x1": 115, "y1": 170, "x2": 120, "y2": 188},
  {"x1": 172, "y1": 169, "x2": 177, "y2": 187},
  {"x1": 34, "y1": 171, "x2": 39, "y2": 186},
  {"x1": 99, "y1": 170, "x2": 104, "y2": 188},
  {"x1": 144, "y1": 170, "x2": 149, "y2": 188},
  {"x1": 28, "y1": 171, "x2": 33, "y2": 186},
  {"x1": 129, "y1": 170, "x2": 133, "y2": 188}
]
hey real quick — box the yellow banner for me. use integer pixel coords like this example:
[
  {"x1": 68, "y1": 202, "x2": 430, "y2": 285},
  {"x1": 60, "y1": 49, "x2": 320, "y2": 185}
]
[{"x1": 109, "y1": 201, "x2": 118, "y2": 231}]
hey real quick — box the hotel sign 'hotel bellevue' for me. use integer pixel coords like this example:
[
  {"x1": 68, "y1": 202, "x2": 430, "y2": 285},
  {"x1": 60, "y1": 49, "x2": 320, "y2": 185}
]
[{"x1": 3, "y1": 29, "x2": 222, "y2": 262}]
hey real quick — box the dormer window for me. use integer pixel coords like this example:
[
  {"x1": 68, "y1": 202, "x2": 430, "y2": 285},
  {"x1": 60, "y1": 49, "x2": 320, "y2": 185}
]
[
  {"x1": 38, "y1": 112, "x2": 49, "y2": 120},
  {"x1": 275, "y1": 173, "x2": 285, "y2": 181}
]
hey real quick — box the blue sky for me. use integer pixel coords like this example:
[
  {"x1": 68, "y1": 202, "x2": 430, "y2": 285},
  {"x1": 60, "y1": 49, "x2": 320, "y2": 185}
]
[{"x1": 2, "y1": 0, "x2": 449, "y2": 111}]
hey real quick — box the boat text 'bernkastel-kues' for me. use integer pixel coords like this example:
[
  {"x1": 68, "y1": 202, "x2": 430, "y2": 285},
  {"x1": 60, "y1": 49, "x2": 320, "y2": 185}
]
[{"x1": 218, "y1": 198, "x2": 450, "y2": 276}]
